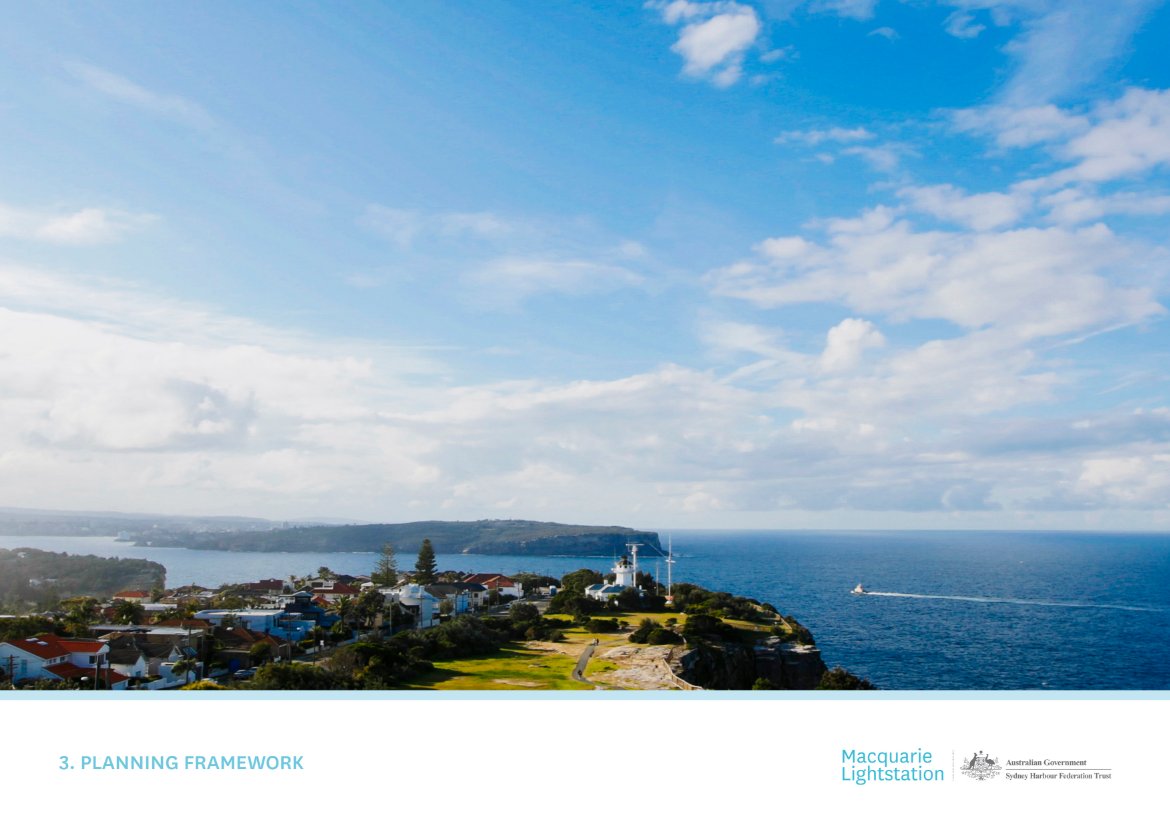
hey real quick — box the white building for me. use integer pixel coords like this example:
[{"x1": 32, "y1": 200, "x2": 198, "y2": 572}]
[
  {"x1": 0, "y1": 634, "x2": 129, "y2": 689},
  {"x1": 385, "y1": 583, "x2": 441, "y2": 629},
  {"x1": 585, "y1": 544, "x2": 645, "y2": 604}
]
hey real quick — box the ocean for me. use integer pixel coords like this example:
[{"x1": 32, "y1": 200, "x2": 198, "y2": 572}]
[{"x1": 3, "y1": 530, "x2": 1168, "y2": 690}]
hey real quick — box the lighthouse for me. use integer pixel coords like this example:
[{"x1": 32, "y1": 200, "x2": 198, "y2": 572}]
[
  {"x1": 584, "y1": 542, "x2": 652, "y2": 603},
  {"x1": 612, "y1": 543, "x2": 640, "y2": 589}
]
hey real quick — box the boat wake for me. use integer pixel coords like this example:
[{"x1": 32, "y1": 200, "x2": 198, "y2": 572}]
[{"x1": 859, "y1": 591, "x2": 1164, "y2": 613}]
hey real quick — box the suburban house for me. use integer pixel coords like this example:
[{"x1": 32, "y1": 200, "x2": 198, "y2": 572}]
[
  {"x1": 0, "y1": 634, "x2": 130, "y2": 689},
  {"x1": 192, "y1": 608, "x2": 316, "y2": 642},
  {"x1": 101, "y1": 633, "x2": 197, "y2": 689},
  {"x1": 384, "y1": 583, "x2": 441, "y2": 629},
  {"x1": 311, "y1": 582, "x2": 361, "y2": 604},
  {"x1": 424, "y1": 582, "x2": 483, "y2": 615},
  {"x1": 111, "y1": 590, "x2": 151, "y2": 603},
  {"x1": 461, "y1": 573, "x2": 524, "y2": 599}
]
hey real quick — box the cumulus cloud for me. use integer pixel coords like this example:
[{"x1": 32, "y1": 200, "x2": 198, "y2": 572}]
[
  {"x1": 898, "y1": 184, "x2": 1032, "y2": 231},
  {"x1": 1057, "y1": 88, "x2": 1170, "y2": 183},
  {"x1": 649, "y1": 1, "x2": 761, "y2": 87},
  {"x1": 819, "y1": 318, "x2": 886, "y2": 372},
  {"x1": 712, "y1": 211, "x2": 1164, "y2": 340},
  {"x1": 1040, "y1": 187, "x2": 1170, "y2": 225}
]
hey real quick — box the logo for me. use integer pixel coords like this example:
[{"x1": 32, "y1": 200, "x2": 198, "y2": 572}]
[{"x1": 960, "y1": 751, "x2": 1001, "y2": 781}]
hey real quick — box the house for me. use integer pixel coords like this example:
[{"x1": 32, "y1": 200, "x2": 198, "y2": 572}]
[
  {"x1": 461, "y1": 574, "x2": 523, "y2": 599},
  {"x1": 311, "y1": 582, "x2": 361, "y2": 604},
  {"x1": 100, "y1": 632, "x2": 201, "y2": 688},
  {"x1": 192, "y1": 609, "x2": 315, "y2": 642},
  {"x1": 424, "y1": 583, "x2": 476, "y2": 615},
  {"x1": 0, "y1": 634, "x2": 129, "y2": 689},
  {"x1": 212, "y1": 626, "x2": 292, "y2": 673},
  {"x1": 112, "y1": 590, "x2": 151, "y2": 603},
  {"x1": 384, "y1": 583, "x2": 441, "y2": 629}
]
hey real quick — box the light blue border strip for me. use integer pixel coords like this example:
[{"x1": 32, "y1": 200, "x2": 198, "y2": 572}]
[{"x1": 3, "y1": 690, "x2": 1168, "y2": 701}]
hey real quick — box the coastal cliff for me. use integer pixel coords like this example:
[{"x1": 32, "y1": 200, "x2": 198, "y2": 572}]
[{"x1": 669, "y1": 638, "x2": 829, "y2": 690}]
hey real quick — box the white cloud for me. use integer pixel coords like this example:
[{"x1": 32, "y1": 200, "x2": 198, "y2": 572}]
[
  {"x1": 819, "y1": 318, "x2": 886, "y2": 372},
  {"x1": 64, "y1": 62, "x2": 216, "y2": 131},
  {"x1": 1005, "y1": 1, "x2": 1160, "y2": 105},
  {"x1": 809, "y1": 0, "x2": 878, "y2": 21},
  {"x1": 839, "y1": 143, "x2": 905, "y2": 172},
  {"x1": 952, "y1": 88, "x2": 1170, "y2": 191},
  {"x1": 0, "y1": 202, "x2": 155, "y2": 245},
  {"x1": 950, "y1": 102, "x2": 1091, "y2": 149},
  {"x1": 898, "y1": 184, "x2": 1032, "y2": 231},
  {"x1": 775, "y1": 126, "x2": 874, "y2": 145},
  {"x1": 709, "y1": 208, "x2": 1165, "y2": 340},
  {"x1": 1040, "y1": 187, "x2": 1170, "y2": 225},
  {"x1": 5, "y1": 258, "x2": 1170, "y2": 521},
  {"x1": 867, "y1": 27, "x2": 899, "y2": 41},
  {"x1": 650, "y1": 1, "x2": 761, "y2": 87},
  {"x1": 944, "y1": 11, "x2": 986, "y2": 39},
  {"x1": 361, "y1": 205, "x2": 516, "y2": 248},
  {"x1": 1057, "y1": 88, "x2": 1170, "y2": 183},
  {"x1": 463, "y1": 257, "x2": 644, "y2": 307},
  {"x1": 760, "y1": 46, "x2": 797, "y2": 63}
]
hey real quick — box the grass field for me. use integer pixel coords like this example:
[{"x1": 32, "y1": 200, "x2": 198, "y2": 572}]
[
  {"x1": 401, "y1": 608, "x2": 782, "y2": 690},
  {"x1": 401, "y1": 643, "x2": 583, "y2": 690}
]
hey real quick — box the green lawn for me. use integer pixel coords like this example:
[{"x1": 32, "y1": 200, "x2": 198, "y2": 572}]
[
  {"x1": 400, "y1": 610, "x2": 708, "y2": 690},
  {"x1": 401, "y1": 644, "x2": 584, "y2": 690}
]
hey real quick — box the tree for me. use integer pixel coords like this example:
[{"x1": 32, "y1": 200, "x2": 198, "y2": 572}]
[
  {"x1": 249, "y1": 640, "x2": 273, "y2": 665},
  {"x1": 509, "y1": 602, "x2": 540, "y2": 623},
  {"x1": 171, "y1": 655, "x2": 199, "y2": 685},
  {"x1": 372, "y1": 543, "x2": 398, "y2": 587},
  {"x1": 112, "y1": 600, "x2": 144, "y2": 625},
  {"x1": 355, "y1": 589, "x2": 386, "y2": 629},
  {"x1": 250, "y1": 662, "x2": 344, "y2": 690},
  {"x1": 413, "y1": 539, "x2": 437, "y2": 584},
  {"x1": 334, "y1": 596, "x2": 356, "y2": 626},
  {"x1": 62, "y1": 596, "x2": 100, "y2": 636}
]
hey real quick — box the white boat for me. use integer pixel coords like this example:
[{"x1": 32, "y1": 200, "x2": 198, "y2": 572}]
[{"x1": 851, "y1": 583, "x2": 867, "y2": 595}]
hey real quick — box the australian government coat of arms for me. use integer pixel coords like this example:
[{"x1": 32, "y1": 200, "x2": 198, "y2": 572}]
[{"x1": 960, "y1": 751, "x2": 1002, "y2": 780}]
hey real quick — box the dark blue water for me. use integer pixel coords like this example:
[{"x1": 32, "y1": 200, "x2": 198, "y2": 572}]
[
  {"x1": 664, "y1": 530, "x2": 1170, "y2": 691},
  {"x1": 6, "y1": 530, "x2": 1168, "y2": 690}
]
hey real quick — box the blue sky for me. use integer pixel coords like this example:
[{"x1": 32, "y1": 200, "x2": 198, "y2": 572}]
[{"x1": 2, "y1": 1, "x2": 1170, "y2": 529}]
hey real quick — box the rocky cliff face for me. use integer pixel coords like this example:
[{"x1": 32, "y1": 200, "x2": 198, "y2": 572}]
[{"x1": 669, "y1": 637, "x2": 828, "y2": 690}]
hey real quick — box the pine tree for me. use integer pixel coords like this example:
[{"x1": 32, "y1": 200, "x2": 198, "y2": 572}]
[
  {"x1": 372, "y1": 543, "x2": 398, "y2": 587},
  {"x1": 413, "y1": 538, "x2": 437, "y2": 584}
]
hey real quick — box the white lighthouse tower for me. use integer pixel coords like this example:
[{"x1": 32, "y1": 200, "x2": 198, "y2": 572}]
[{"x1": 613, "y1": 543, "x2": 639, "y2": 589}]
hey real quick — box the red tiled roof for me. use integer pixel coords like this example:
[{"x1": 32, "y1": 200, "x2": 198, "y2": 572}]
[
  {"x1": 34, "y1": 633, "x2": 106, "y2": 654},
  {"x1": 462, "y1": 573, "x2": 517, "y2": 587},
  {"x1": 46, "y1": 663, "x2": 130, "y2": 684},
  {"x1": 113, "y1": 590, "x2": 150, "y2": 599},
  {"x1": 3, "y1": 636, "x2": 70, "y2": 660}
]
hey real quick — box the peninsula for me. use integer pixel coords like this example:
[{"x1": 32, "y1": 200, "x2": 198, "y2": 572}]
[{"x1": 131, "y1": 519, "x2": 661, "y2": 557}]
